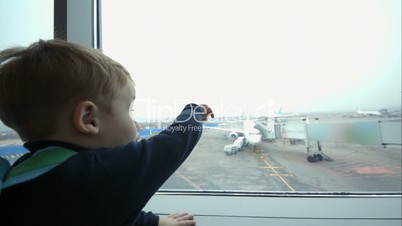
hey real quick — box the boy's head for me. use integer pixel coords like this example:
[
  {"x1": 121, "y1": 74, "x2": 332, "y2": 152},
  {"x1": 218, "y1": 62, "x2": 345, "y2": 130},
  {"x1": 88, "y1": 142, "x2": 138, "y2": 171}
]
[{"x1": 0, "y1": 39, "x2": 137, "y2": 147}]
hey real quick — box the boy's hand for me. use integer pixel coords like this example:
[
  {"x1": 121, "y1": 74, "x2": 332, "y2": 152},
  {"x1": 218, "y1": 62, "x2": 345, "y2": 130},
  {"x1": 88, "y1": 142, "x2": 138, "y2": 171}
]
[
  {"x1": 158, "y1": 213, "x2": 196, "y2": 226},
  {"x1": 198, "y1": 104, "x2": 214, "y2": 121}
]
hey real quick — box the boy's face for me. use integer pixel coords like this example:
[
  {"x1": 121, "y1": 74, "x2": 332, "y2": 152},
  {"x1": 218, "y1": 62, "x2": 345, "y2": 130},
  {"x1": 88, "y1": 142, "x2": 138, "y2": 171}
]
[{"x1": 97, "y1": 81, "x2": 138, "y2": 147}]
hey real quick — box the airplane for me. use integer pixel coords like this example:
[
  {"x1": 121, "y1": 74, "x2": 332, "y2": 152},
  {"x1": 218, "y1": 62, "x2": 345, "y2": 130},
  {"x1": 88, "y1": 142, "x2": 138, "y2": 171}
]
[
  {"x1": 263, "y1": 108, "x2": 307, "y2": 124},
  {"x1": 274, "y1": 107, "x2": 301, "y2": 117},
  {"x1": 356, "y1": 108, "x2": 383, "y2": 117},
  {"x1": 204, "y1": 119, "x2": 263, "y2": 150},
  {"x1": 255, "y1": 107, "x2": 305, "y2": 122}
]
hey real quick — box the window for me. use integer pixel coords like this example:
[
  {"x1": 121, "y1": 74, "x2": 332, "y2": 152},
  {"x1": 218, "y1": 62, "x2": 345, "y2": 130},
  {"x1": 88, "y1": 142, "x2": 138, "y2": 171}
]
[
  {"x1": 0, "y1": 1, "x2": 53, "y2": 50},
  {"x1": 102, "y1": 0, "x2": 401, "y2": 193},
  {"x1": 0, "y1": 0, "x2": 53, "y2": 159}
]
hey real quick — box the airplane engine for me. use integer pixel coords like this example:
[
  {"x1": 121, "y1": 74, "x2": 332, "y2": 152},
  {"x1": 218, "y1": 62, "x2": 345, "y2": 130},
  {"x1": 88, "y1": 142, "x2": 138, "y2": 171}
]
[{"x1": 229, "y1": 132, "x2": 238, "y2": 141}]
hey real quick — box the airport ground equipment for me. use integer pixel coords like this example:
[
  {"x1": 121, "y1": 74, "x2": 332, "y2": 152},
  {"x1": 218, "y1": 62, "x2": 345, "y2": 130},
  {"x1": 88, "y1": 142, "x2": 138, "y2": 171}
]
[
  {"x1": 224, "y1": 137, "x2": 245, "y2": 156},
  {"x1": 224, "y1": 144, "x2": 238, "y2": 155}
]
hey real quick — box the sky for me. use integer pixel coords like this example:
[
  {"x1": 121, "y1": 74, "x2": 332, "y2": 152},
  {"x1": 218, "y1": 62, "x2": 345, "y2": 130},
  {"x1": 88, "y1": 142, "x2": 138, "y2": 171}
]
[
  {"x1": 102, "y1": 0, "x2": 401, "y2": 120},
  {"x1": 1, "y1": 0, "x2": 399, "y2": 121},
  {"x1": 0, "y1": 0, "x2": 53, "y2": 50}
]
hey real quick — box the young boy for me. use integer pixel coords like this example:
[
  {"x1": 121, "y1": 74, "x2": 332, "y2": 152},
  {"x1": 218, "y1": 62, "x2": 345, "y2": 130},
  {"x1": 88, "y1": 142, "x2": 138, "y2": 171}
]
[{"x1": 0, "y1": 39, "x2": 213, "y2": 226}]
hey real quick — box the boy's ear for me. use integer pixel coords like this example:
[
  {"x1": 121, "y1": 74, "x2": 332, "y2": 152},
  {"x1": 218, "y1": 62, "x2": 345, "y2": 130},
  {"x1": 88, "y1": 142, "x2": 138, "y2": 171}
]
[{"x1": 73, "y1": 101, "x2": 100, "y2": 135}]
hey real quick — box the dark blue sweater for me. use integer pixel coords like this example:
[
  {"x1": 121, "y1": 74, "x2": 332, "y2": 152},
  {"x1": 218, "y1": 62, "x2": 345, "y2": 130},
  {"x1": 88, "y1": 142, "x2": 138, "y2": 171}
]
[{"x1": 0, "y1": 104, "x2": 203, "y2": 226}]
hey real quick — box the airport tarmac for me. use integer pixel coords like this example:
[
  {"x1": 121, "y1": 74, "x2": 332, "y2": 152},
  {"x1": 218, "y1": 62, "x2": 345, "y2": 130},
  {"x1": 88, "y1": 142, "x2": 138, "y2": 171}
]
[
  {"x1": 161, "y1": 128, "x2": 402, "y2": 192},
  {"x1": 2, "y1": 120, "x2": 401, "y2": 193}
]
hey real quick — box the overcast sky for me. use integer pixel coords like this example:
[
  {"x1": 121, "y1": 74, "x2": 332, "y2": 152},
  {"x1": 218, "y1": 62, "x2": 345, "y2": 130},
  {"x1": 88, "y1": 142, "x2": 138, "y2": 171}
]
[
  {"x1": 103, "y1": 0, "x2": 401, "y2": 119},
  {"x1": 0, "y1": 0, "x2": 53, "y2": 50}
]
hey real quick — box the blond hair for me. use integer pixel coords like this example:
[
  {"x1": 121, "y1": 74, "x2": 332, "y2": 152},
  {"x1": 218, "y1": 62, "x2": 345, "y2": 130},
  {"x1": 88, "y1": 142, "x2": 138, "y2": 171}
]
[{"x1": 0, "y1": 39, "x2": 132, "y2": 141}]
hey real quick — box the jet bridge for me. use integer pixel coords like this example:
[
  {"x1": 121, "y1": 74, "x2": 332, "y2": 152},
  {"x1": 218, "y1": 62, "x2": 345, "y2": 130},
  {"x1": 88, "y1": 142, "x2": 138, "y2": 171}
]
[
  {"x1": 278, "y1": 118, "x2": 402, "y2": 162},
  {"x1": 254, "y1": 118, "x2": 276, "y2": 140}
]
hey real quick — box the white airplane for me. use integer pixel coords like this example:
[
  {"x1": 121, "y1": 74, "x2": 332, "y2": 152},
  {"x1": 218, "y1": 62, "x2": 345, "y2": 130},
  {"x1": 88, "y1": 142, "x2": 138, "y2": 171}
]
[
  {"x1": 205, "y1": 119, "x2": 263, "y2": 149},
  {"x1": 356, "y1": 108, "x2": 383, "y2": 117}
]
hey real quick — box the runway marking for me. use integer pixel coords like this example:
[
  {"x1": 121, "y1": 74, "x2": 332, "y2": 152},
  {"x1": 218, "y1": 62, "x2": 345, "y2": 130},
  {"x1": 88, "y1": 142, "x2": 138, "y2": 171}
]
[
  {"x1": 175, "y1": 171, "x2": 203, "y2": 191},
  {"x1": 259, "y1": 166, "x2": 284, "y2": 169},
  {"x1": 266, "y1": 174, "x2": 294, "y2": 177},
  {"x1": 255, "y1": 150, "x2": 296, "y2": 192}
]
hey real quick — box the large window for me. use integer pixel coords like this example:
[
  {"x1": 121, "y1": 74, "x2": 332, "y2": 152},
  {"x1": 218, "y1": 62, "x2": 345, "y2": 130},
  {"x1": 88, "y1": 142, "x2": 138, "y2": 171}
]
[
  {"x1": 0, "y1": 1, "x2": 53, "y2": 50},
  {"x1": 0, "y1": 0, "x2": 53, "y2": 157},
  {"x1": 102, "y1": 0, "x2": 401, "y2": 193}
]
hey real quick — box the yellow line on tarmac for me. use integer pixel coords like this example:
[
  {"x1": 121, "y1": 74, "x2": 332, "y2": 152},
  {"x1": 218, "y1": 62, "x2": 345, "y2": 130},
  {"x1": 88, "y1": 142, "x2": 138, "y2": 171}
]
[
  {"x1": 266, "y1": 174, "x2": 294, "y2": 177},
  {"x1": 255, "y1": 150, "x2": 296, "y2": 192},
  {"x1": 259, "y1": 166, "x2": 284, "y2": 169}
]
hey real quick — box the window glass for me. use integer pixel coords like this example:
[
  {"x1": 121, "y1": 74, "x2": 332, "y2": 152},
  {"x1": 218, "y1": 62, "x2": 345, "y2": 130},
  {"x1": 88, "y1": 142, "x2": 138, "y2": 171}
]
[
  {"x1": 0, "y1": 0, "x2": 54, "y2": 50},
  {"x1": 102, "y1": 0, "x2": 401, "y2": 192},
  {"x1": 0, "y1": 0, "x2": 54, "y2": 163}
]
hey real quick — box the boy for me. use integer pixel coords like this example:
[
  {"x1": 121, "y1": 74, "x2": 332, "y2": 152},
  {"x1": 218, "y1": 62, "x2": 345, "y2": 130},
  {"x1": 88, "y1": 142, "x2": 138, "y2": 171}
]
[{"x1": 0, "y1": 39, "x2": 213, "y2": 225}]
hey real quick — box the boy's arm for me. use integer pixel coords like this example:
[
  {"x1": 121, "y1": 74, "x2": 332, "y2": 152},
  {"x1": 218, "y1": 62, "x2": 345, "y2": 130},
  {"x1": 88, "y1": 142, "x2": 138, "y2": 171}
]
[
  {"x1": 133, "y1": 103, "x2": 208, "y2": 191},
  {"x1": 93, "y1": 104, "x2": 211, "y2": 221},
  {"x1": 97, "y1": 103, "x2": 213, "y2": 203},
  {"x1": 133, "y1": 211, "x2": 159, "y2": 226}
]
